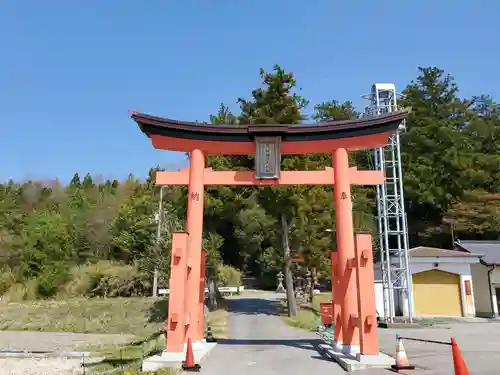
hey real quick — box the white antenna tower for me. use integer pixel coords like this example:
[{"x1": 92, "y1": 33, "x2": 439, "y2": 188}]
[{"x1": 362, "y1": 83, "x2": 413, "y2": 324}]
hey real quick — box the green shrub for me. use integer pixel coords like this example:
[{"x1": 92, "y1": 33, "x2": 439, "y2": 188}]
[
  {"x1": 37, "y1": 263, "x2": 70, "y2": 297},
  {"x1": 217, "y1": 265, "x2": 242, "y2": 286},
  {"x1": 2, "y1": 263, "x2": 71, "y2": 301}
]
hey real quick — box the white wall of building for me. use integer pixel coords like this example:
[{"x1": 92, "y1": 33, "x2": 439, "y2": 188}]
[
  {"x1": 375, "y1": 283, "x2": 385, "y2": 318},
  {"x1": 471, "y1": 264, "x2": 494, "y2": 317},
  {"x1": 490, "y1": 267, "x2": 500, "y2": 284},
  {"x1": 489, "y1": 267, "x2": 500, "y2": 317},
  {"x1": 375, "y1": 282, "x2": 399, "y2": 319}
]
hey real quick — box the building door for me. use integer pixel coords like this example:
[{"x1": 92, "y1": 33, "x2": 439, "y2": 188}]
[{"x1": 413, "y1": 270, "x2": 462, "y2": 316}]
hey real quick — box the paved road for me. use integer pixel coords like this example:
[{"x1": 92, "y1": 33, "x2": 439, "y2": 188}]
[
  {"x1": 377, "y1": 321, "x2": 500, "y2": 375},
  {"x1": 200, "y1": 293, "x2": 500, "y2": 374},
  {"x1": 200, "y1": 293, "x2": 345, "y2": 375}
]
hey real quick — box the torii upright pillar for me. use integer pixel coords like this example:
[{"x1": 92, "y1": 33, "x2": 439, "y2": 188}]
[
  {"x1": 333, "y1": 147, "x2": 359, "y2": 352},
  {"x1": 185, "y1": 149, "x2": 205, "y2": 343}
]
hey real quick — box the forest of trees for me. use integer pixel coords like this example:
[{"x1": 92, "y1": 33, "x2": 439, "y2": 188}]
[{"x1": 0, "y1": 65, "x2": 499, "y2": 300}]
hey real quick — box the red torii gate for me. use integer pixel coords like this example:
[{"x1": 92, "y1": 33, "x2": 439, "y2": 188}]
[{"x1": 131, "y1": 110, "x2": 407, "y2": 362}]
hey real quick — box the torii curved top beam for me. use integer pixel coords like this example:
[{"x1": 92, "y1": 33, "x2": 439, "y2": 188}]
[{"x1": 130, "y1": 110, "x2": 408, "y2": 155}]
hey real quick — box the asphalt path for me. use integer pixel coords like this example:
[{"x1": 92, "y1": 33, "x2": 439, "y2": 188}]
[{"x1": 200, "y1": 293, "x2": 346, "y2": 375}]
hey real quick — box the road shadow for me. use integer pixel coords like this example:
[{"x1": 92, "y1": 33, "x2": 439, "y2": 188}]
[
  {"x1": 227, "y1": 297, "x2": 282, "y2": 316},
  {"x1": 217, "y1": 338, "x2": 323, "y2": 352}
]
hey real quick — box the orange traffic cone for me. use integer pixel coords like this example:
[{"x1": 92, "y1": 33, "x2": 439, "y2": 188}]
[
  {"x1": 391, "y1": 335, "x2": 415, "y2": 373},
  {"x1": 451, "y1": 338, "x2": 470, "y2": 375},
  {"x1": 182, "y1": 338, "x2": 201, "y2": 372}
]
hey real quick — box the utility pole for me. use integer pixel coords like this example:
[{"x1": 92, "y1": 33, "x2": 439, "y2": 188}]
[
  {"x1": 450, "y1": 222, "x2": 455, "y2": 247},
  {"x1": 443, "y1": 217, "x2": 456, "y2": 248},
  {"x1": 153, "y1": 186, "x2": 166, "y2": 298}
]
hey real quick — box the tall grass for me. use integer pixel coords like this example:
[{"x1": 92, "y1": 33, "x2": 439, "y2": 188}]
[
  {"x1": 58, "y1": 261, "x2": 151, "y2": 298},
  {"x1": 1, "y1": 261, "x2": 151, "y2": 302}
]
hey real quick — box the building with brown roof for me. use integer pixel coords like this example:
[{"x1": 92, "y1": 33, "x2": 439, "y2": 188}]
[{"x1": 374, "y1": 246, "x2": 481, "y2": 318}]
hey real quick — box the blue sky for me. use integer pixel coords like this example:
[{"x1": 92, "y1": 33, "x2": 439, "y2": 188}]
[{"x1": 1, "y1": 0, "x2": 499, "y2": 183}]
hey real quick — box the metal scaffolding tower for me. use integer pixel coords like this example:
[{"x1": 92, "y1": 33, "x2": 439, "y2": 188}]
[{"x1": 362, "y1": 83, "x2": 413, "y2": 324}]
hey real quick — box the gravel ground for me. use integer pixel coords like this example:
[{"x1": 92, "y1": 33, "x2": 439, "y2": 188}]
[
  {"x1": 0, "y1": 358, "x2": 84, "y2": 375},
  {"x1": 0, "y1": 331, "x2": 136, "y2": 374},
  {"x1": 0, "y1": 331, "x2": 135, "y2": 352}
]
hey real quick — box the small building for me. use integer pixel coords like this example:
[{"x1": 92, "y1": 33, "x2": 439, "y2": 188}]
[
  {"x1": 375, "y1": 246, "x2": 481, "y2": 318},
  {"x1": 454, "y1": 240, "x2": 500, "y2": 318}
]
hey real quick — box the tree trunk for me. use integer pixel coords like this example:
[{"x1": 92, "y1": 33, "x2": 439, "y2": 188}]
[
  {"x1": 309, "y1": 267, "x2": 316, "y2": 303},
  {"x1": 207, "y1": 277, "x2": 218, "y2": 311},
  {"x1": 282, "y1": 213, "x2": 297, "y2": 317}
]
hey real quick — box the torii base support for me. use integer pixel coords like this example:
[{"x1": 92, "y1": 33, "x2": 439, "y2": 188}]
[
  {"x1": 317, "y1": 344, "x2": 396, "y2": 372},
  {"x1": 318, "y1": 233, "x2": 396, "y2": 371},
  {"x1": 142, "y1": 343, "x2": 217, "y2": 372},
  {"x1": 143, "y1": 234, "x2": 217, "y2": 372}
]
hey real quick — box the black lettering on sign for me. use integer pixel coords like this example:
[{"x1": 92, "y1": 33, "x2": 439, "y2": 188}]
[
  {"x1": 340, "y1": 192, "x2": 348, "y2": 200},
  {"x1": 190, "y1": 192, "x2": 200, "y2": 202}
]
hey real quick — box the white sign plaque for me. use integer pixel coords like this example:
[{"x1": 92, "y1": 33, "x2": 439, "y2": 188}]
[{"x1": 255, "y1": 137, "x2": 281, "y2": 179}]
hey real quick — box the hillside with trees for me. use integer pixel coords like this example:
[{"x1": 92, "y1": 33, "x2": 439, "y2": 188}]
[{"x1": 0, "y1": 65, "x2": 499, "y2": 300}]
